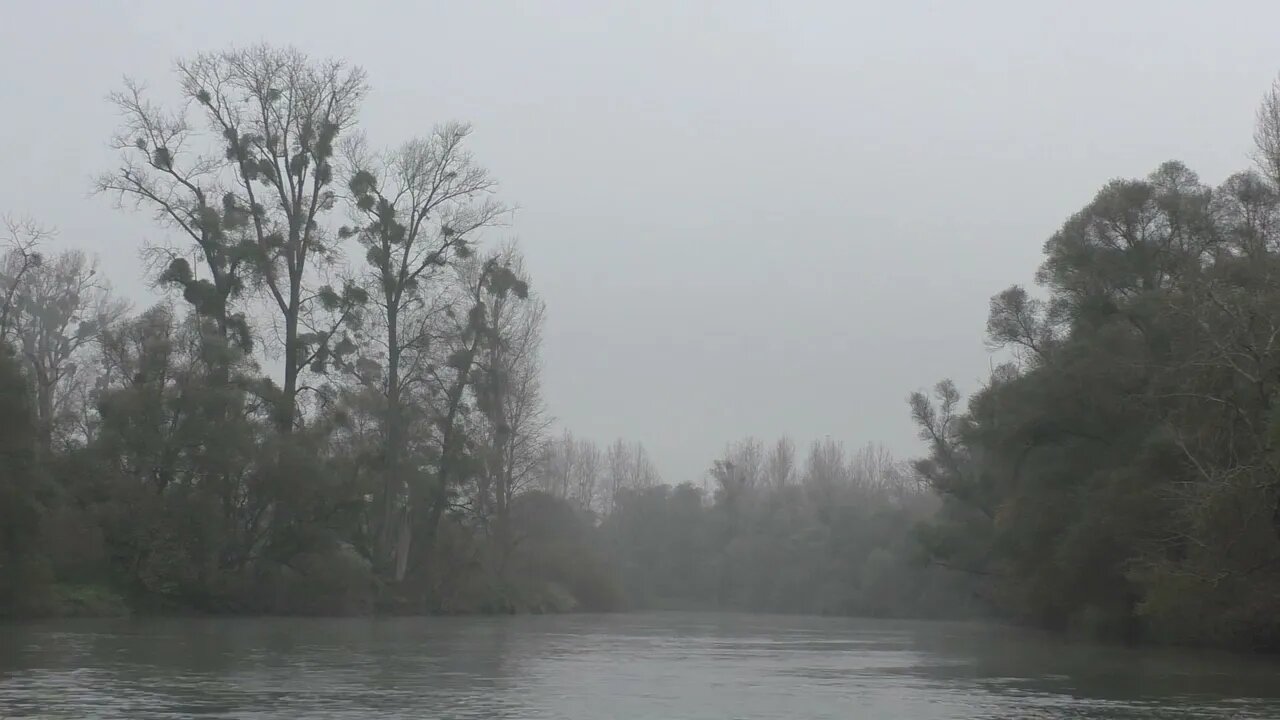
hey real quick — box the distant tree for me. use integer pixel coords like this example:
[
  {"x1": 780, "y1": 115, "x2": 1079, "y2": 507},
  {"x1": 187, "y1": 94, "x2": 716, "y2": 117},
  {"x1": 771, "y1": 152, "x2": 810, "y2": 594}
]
[
  {"x1": 763, "y1": 435, "x2": 796, "y2": 489},
  {"x1": 721, "y1": 437, "x2": 763, "y2": 491},
  {"x1": 538, "y1": 431, "x2": 605, "y2": 513},
  {"x1": 603, "y1": 433, "x2": 969, "y2": 617},
  {"x1": 572, "y1": 438, "x2": 603, "y2": 512},
  {"x1": 9, "y1": 249, "x2": 126, "y2": 449},
  {"x1": 538, "y1": 431, "x2": 576, "y2": 500},
  {"x1": 603, "y1": 439, "x2": 660, "y2": 514},
  {"x1": 0, "y1": 216, "x2": 50, "y2": 345}
]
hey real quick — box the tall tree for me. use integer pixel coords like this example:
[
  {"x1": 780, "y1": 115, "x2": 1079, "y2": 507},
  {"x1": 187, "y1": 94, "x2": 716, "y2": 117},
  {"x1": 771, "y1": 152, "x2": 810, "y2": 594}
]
[
  {"x1": 344, "y1": 123, "x2": 505, "y2": 571},
  {"x1": 471, "y1": 245, "x2": 549, "y2": 569},
  {"x1": 390, "y1": 252, "x2": 529, "y2": 588},
  {"x1": 100, "y1": 45, "x2": 369, "y2": 430}
]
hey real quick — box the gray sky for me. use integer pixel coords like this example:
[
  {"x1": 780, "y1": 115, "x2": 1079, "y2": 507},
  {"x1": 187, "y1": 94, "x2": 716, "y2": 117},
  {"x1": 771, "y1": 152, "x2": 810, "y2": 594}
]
[{"x1": 2, "y1": 0, "x2": 1277, "y2": 484}]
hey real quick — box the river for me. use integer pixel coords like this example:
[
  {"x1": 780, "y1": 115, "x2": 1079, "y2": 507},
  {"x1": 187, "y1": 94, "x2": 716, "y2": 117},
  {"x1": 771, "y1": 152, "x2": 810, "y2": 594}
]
[{"x1": 2, "y1": 613, "x2": 1279, "y2": 718}]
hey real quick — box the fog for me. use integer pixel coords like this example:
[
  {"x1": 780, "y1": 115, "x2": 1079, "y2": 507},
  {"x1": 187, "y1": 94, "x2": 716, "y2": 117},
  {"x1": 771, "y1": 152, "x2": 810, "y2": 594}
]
[
  {"x1": 4, "y1": 1, "x2": 1275, "y2": 483},
  {"x1": 9, "y1": 0, "x2": 1280, "y2": 669}
]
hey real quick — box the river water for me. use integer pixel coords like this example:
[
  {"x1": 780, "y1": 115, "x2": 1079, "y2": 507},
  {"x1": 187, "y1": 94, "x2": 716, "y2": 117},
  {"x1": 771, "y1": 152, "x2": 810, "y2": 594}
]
[{"x1": 2, "y1": 613, "x2": 1279, "y2": 719}]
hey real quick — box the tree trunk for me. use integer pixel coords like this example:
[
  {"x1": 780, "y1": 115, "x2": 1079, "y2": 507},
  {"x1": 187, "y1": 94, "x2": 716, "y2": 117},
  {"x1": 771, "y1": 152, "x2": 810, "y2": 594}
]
[
  {"x1": 280, "y1": 298, "x2": 299, "y2": 433},
  {"x1": 35, "y1": 373, "x2": 53, "y2": 452},
  {"x1": 381, "y1": 305, "x2": 402, "y2": 575},
  {"x1": 495, "y1": 461, "x2": 512, "y2": 577},
  {"x1": 394, "y1": 503, "x2": 412, "y2": 583}
]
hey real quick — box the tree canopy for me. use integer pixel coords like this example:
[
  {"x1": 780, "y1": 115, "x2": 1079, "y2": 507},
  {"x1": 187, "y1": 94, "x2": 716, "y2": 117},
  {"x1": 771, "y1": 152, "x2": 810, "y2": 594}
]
[{"x1": 909, "y1": 81, "x2": 1280, "y2": 650}]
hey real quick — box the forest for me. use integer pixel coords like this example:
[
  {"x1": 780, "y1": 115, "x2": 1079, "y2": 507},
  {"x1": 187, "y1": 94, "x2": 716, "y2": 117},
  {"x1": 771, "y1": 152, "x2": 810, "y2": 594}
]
[{"x1": 3, "y1": 44, "x2": 1280, "y2": 653}]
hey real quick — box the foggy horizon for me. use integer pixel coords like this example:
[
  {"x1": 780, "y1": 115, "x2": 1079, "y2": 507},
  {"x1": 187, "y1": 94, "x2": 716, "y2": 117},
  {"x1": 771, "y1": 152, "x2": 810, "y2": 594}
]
[
  {"x1": 12, "y1": 3, "x2": 1280, "y2": 717},
  {"x1": 4, "y1": 0, "x2": 1279, "y2": 483}
]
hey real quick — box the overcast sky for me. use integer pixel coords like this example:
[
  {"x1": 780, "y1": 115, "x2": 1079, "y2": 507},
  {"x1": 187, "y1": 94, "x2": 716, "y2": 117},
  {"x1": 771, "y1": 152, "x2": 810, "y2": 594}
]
[{"x1": 2, "y1": 0, "x2": 1278, "y2": 483}]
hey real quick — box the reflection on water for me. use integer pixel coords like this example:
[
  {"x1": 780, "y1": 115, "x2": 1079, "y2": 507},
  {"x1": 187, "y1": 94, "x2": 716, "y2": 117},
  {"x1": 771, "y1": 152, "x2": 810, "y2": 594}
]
[{"x1": 2, "y1": 613, "x2": 1279, "y2": 719}]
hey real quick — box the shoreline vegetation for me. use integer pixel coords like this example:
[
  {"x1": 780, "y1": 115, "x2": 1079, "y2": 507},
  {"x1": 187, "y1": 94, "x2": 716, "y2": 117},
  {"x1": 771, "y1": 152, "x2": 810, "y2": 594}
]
[{"x1": 4, "y1": 44, "x2": 1280, "y2": 653}]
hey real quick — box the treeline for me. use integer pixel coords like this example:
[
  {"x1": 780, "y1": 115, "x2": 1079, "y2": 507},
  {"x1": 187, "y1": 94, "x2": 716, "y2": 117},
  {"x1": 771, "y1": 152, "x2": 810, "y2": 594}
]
[
  {"x1": 0, "y1": 44, "x2": 969, "y2": 621},
  {"x1": 530, "y1": 433, "x2": 976, "y2": 615},
  {"x1": 598, "y1": 437, "x2": 978, "y2": 616},
  {"x1": 908, "y1": 79, "x2": 1280, "y2": 650}
]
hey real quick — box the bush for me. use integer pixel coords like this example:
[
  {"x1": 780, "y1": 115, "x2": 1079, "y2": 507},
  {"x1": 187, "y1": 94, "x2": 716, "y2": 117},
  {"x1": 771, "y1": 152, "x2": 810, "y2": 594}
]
[
  {"x1": 253, "y1": 544, "x2": 376, "y2": 615},
  {"x1": 53, "y1": 584, "x2": 129, "y2": 617}
]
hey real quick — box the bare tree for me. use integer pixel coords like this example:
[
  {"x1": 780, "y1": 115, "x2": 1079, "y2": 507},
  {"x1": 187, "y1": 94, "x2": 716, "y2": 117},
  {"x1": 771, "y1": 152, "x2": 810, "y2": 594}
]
[
  {"x1": 803, "y1": 437, "x2": 848, "y2": 490},
  {"x1": 849, "y1": 442, "x2": 915, "y2": 499},
  {"x1": 472, "y1": 245, "x2": 550, "y2": 566},
  {"x1": 603, "y1": 438, "x2": 660, "y2": 514},
  {"x1": 8, "y1": 248, "x2": 126, "y2": 449},
  {"x1": 722, "y1": 437, "x2": 763, "y2": 491},
  {"x1": 539, "y1": 431, "x2": 605, "y2": 513},
  {"x1": 0, "y1": 216, "x2": 51, "y2": 345},
  {"x1": 99, "y1": 45, "x2": 369, "y2": 431},
  {"x1": 1255, "y1": 75, "x2": 1280, "y2": 188},
  {"x1": 343, "y1": 123, "x2": 506, "y2": 567},
  {"x1": 764, "y1": 435, "x2": 796, "y2": 489},
  {"x1": 390, "y1": 251, "x2": 528, "y2": 583},
  {"x1": 538, "y1": 431, "x2": 576, "y2": 499},
  {"x1": 572, "y1": 438, "x2": 603, "y2": 513}
]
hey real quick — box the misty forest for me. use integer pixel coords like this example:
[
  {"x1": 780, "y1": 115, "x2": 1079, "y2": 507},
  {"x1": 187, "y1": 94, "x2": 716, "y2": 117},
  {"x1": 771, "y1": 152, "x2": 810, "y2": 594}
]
[{"x1": 6, "y1": 45, "x2": 1280, "y2": 655}]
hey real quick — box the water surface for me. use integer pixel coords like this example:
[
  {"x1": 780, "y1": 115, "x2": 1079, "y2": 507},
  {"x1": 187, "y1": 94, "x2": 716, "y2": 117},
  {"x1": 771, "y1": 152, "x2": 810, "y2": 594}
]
[{"x1": 3, "y1": 613, "x2": 1279, "y2": 718}]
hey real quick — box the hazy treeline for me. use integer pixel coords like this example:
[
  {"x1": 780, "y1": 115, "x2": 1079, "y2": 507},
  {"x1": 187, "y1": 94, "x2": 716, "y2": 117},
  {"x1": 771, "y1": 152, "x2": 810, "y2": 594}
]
[
  {"x1": 599, "y1": 437, "x2": 978, "y2": 616},
  {"x1": 532, "y1": 433, "x2": 976, "y2": 615},
  {"x1": 0, "y1": 44, "x2": 971, "y2": 621},
  {"x1": 908, "y1": 79, "x2": 1280, "y2": 650}
]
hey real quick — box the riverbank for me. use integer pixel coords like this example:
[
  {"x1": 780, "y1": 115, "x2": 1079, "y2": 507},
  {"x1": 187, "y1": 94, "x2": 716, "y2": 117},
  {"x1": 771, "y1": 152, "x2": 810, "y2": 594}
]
[{"x1": 11, "y1": 574, "x2": 601, "y2": 622}]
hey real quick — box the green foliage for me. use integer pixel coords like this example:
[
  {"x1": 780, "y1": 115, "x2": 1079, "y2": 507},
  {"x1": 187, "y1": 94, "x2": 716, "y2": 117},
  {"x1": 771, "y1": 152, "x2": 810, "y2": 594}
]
[
  {"x1": 910, "y1": 95, "x2": 1280, "y2": 649},
  {"x1": 0, "y1": 344, "x2": 54, "y2": 616},
  {"x1": 506, "y1": 492, "x2": 624, "y2": 612},
  {"x1": 51, "y1": 584, "x2": 129, "y2": 617}
]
